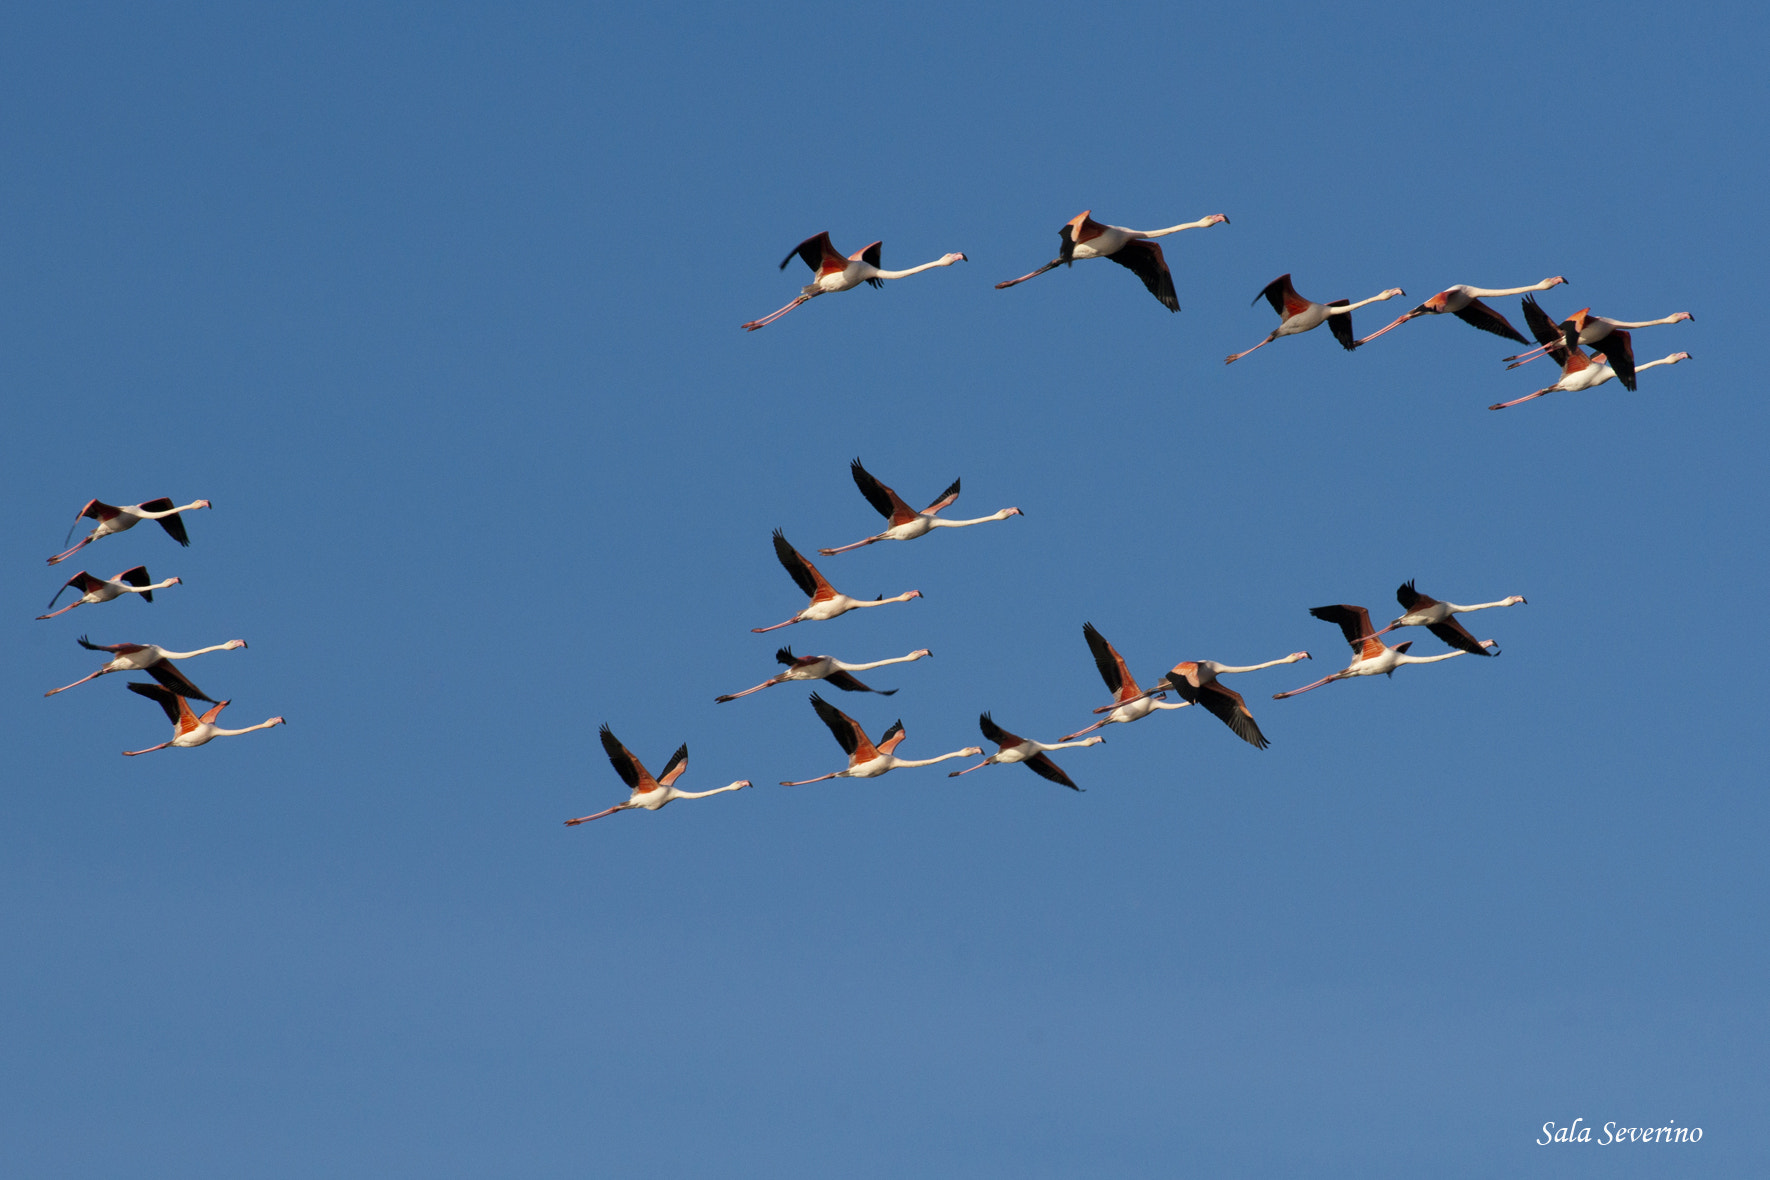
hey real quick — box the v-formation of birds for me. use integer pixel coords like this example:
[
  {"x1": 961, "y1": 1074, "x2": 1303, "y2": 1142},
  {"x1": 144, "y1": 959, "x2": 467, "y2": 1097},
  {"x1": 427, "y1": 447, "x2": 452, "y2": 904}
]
[{"x1": 36, "y1": 207, "x2": 1695, "y2": 818}]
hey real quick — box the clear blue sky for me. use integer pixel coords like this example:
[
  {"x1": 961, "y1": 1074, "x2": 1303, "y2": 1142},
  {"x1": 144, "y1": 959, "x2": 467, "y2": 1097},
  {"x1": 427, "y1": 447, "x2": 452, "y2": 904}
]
[{"x1": 4, "y1": 3, "x2": 1765, "y2": 1176}]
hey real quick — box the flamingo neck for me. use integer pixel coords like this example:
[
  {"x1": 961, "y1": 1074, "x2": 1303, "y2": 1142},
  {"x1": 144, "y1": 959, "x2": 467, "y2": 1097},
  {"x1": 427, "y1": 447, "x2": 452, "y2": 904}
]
[
  {"x1": 1133, "y1": 216, "x2": 1226, "y2": 238},
  {"x1": 892, "y1": 749, "x2": 974, "y2": 769},
  {"x1": 871, "y1": 257, "x2": 956, "y2": 280},
  {"x1": 158, "y1": 643, "x2": 236, "y2": 660},
  {"x1": 210, "y1": 719, "x2": 282, "y2": 737}
]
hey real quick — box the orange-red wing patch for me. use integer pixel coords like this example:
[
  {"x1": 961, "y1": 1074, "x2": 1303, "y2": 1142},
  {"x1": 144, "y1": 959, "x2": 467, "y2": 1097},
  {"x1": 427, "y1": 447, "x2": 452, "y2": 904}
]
[
  {"x1": 1069, "y1": 212, "x2": 1105, "y2": 244},
  {"x1": 1359, "y1": 637, "x2": 1389, "y2": 663},
  {"x1": 876, "y1": 720, "x2": 906, "y2": 755},
  {"x1": 183, "y1": 697, "x2": 210, "y2": 734}
]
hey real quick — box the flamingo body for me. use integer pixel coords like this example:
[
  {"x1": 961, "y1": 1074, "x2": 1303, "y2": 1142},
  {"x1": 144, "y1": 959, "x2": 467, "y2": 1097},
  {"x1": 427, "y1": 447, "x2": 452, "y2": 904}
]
[
  {"x1": 752, "y1": 531, "x2": 921, "y2": 633},
  {"x1": 49, "y1": 497, "x2": 211, "y2": 565},
  {"x1": 121, "y1": 683, "x2": 285, "y2": 755},
  {"x1": 1059, "y1": 623, "x2": 1189, "y2": 741},
  {"x1": 1225, "y1": 275, "x2": 1405, "y2": 363},
  {"x1": 715, "y1": 646, "x2": 932, "y2": 702},
  {"x1": 45, "y1": 635, "x2": 246, "y2": 698},
  {"x1": 565, "y1": 727, "x2": 751, "y2": 824},
  {"x1": 780, "y1": 694, "x2": 981, "y2": 785},
  {"x1": 947, "y1": 713, "x2": 1102, "y2": 789},
  {"x1": 1356, "y1": 277, "x2": 1566, "y2": 346},
  {"x1": 38, "y1": 566, "x2": 181, "y2": 619},
  {"x1": 994, "y1": 210, "x2": 1229, "y2": 310},
  {"x1": 1379, "y1": 581, "x2": 1524, "y2": 655},
  {"x1": 741, "y1": 232, "x2": 967, "y2": 331},
  {"x1": 1273, "y1": 605, "x2": 1491, "y2": 698},
  {"x1": 818, "y1": 460, "x2": 1021, "y2": 555}
]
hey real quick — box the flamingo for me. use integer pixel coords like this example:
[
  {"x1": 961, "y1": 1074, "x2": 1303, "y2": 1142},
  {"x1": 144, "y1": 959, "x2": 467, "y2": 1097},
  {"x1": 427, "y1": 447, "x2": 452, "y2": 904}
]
[
  {"x1": 1371, "y1": 581, "x2": 1525, "y2": 654},
  {"x1": 946, "y1": 713, "x2": 1103, "y2": 789},
  {"x1": 565, "y1": 727, "x2": 752, "y2": 825},
  {"x1": 715, "y1": 646, "x2": 932, "y2": 702},
  {"x1": 751, "y1": 531, "x2": 921, "y2": 633},
  {"x1": 741, "y1": 232, "x2": 967, "y2": 331},
  {"x1": 779, "y1": 693, "x2": 981, "y2": 785},
  {"x1": 48, "y1": 497, "x2": 211, "y2": 565},
  {"x1": 1225, "y1": 274, "x2": 1406, "y2": 363},
  {"x1": 1356, "y1": 277, "x2": 1567, "y2": 346},
  {"x1": 45, "y1": 635, "x2": 246, "y2": 698},
  {"x1": 1133, "y1": 652, "x2": 1312, "y2": 749},
  {"x1": 121, "y1": 683, "x2": 285, "y2": 755},
  {"x1": 1273, "y1": 605, "x2": 1492, "y2": 699},
  {"x1": 994, "y1": 210, "x2": 1229, "y2": 310},
  {"x1": 1503, "y1": 306, "x2": 1694, "y2": 379},
  {"x1": 1489, "y1": 347, "x2": 1691, "y2": 411},
  {"x1": 38, "y1": 567, "x2": 180, "y2": 620},
  {"x1": 1057, "y1": 623, "x2": 1190, "y2": 741},
  {"x1": 817, "y1": 459, "x2": 1022, "y2": 555}
]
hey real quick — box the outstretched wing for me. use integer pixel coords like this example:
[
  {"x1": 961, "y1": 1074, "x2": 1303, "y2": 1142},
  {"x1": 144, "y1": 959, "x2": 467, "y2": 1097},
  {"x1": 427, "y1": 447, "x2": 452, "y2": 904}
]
[
  {"x1": 1024, "y1": 752, "x2": 1081, "y2": 790},
  {"x1": 66, "y1": 499, "x2": 112, "y2": 545},
  {"x1": 1594, "y1": 328, "x2": 1636, "y2": 391},
  {"x1": 1194, "y1": 682, "x2": 1270, "y2": 750},
  {"x1": 850, "y1": 458, "x2": 917, "y2": 525},
  {"x1": 658, "y1": 743, "x2": 689, "y2": 786},
  {"x1": 1257, "y1": 274, "x2": 1307, "y2": 318},
  {"x1": 138, "y1": 498, "x2": 192, "y2": 545},
  {"x1": 1520, "y1": 295, "x2": 1570, "y2": 365},
  {"x1": 824, "y1": 670, "x2": 891, "y2": 695},
  {"x1": 772, "y1": 530, "x2": 832, "y2": 601},
  {"x1": 876, "y1": 719, "x2": 906, "y2": 754},
  {"x1": 127, "y1": 680, "x2": 185, "y2": 727},
  {"x1": 1310, "y1": 604, "x2": 1375, "y2": 652},
  {"x1": 599, "y1": 725, "x2": 659, "y2": 793},
  {"x1": 1326, "y1": 300, "x2": 1359, "y2": 350},
  {"x1": 1395, "y1": 580, "x2": 1437, "y2": 613},
  {"x1": 1452, "y1": 298, "x2": 1527, "y2": 343},
  {"x1": 1059, "y1": 210, "x2": 1103, "y2": 264},
  {"x1": 1105, "y1": 239, "x2": 1179, "y2": 311},
  {"x1": 810, "y1": 692, "x2": 871, "y2": 759},
  {"x1": 780, "y1": 231, "x2": 842, "y2": 275},
  {"x1": 921, "y1": 478, "x2": 961, "y2": 516},
  {"x1": 47, "y1": 572, "x2": 97, "y2": 608},
  {"x1": 856, "y1": 241, "x2": 883, "y2": 288},
  {"x1": 116, "y1": 566, "x2": 156, "y2": 602},
  {"x1": 1082, "y1": 622, "x2": 1135, "y2": 699},
  {"x1": 144, "y1": 659, "x2": 218, "y2": 703},
  {"x1": 78, "y1": 635, "x2": 142, "y2": 655},
  {"x1": 1427, "y1": 617, "x2": 1493, "y2": 657},
  {"x1": 978, "y1": 711, "x2": 1022, "y2": 750}
]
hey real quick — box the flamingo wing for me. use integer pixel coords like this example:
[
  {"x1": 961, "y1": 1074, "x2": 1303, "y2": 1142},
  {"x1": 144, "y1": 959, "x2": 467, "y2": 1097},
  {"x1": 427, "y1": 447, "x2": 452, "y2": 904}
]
[
  {"x1": 144, "y1": 658, "x2": 217, "y2": 703},
  {"x1": 1193, "y1": 681, "x2": 1270, "y2": 750},
  {"x1": 1257, "y1": 274, "x2": 1307, "y2": 318},
  {"x1": 1024, "y1": 752, "x2": 1081, "y2": 791},
  {"x1": 857, "y1": 241, "x2": 884, "y2": 288},
  {"x1": 1325, "y1": 300, "x2": 1359, "y2": 351},
  {"x1": 1426, "y1": 616, "x2": 1493, "y2": 657},
  {"x1": 1310, "y1": 604, "x2": 1375, "y2": 651},
  {"x1": 1058, "y1": 211, "x2": 1102, "y2": 263},
  {"x1": 1105, "y1": 239, "x2": 1179, "y2": 311},
  {"x1": 824, "y1": 670, "x2": 891, "y2": 695},
  {"x1": 1451, "y1": 298, "x2": 1527, "y2": 344},
  {"x1": 77, "y1": 635, "x2": 143, "y2": 654},
  {"x1": 921, "y1": 478, "x2": 961, "y2": 516},
  {"x1": 1593, "y1": 328, "x2": 1636, "y2": 390},
  {"x1": 780, "y1": 232, "x2": 839, "y2": 275},
  {"x1": 810, "y1": 692, "x2": 872, "y2": 759},
  {"x1": 876, "y1": 720, "x2": 906, "y2": 755},
  {"x1": 1395, "y1": 581, "x2": 1437, "y2": 613},
  {"x1": 1520, "y1": 295, "x2": 1570, "y2": 365},
  {"x1": 772, "y1": 530, "x2": 832, "y2": 601},
  {"x1": 850, "y1": 459, "x2": 917, "y2": 525},
  {"x1": 138, "y1": 498, "x2": 192, "y2": 545},
  {"x1": 658, "y1": 743, "x2": 690, "y2": 787},
  {"x1": 977, "y1": 712, "x2": 1023, "y2": 750},
  {"x1": 116, "y1": 565, "x2": 155, "y2": 602},
  {"x1": 1081, "y1": 622, "x2": 1131, "y2": 698},
  {"x1": 598, "y1": 725, "x2": 659, "y2": 793},
  {"x1": 127, "y1": 680, "x2": 184, "y2": 725}
]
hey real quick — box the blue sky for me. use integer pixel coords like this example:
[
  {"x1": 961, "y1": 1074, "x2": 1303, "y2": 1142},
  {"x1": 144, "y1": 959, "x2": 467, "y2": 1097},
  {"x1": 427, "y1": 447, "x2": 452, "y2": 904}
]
[{"x1": 3, "y1": 3, "x2": 1765, "y2": 1176}]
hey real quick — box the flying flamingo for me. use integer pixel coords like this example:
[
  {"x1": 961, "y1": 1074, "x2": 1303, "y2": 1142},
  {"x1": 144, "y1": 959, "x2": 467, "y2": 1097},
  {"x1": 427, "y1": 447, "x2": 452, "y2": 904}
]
[
  {"x1": 1503, "y1": 306, "x2": 1694, "y2": 379},
  {"x1": 715, "y1": 646, "x2": 932, "y2": 702},
  {"x1": 38, "y1": 567, "x2": 180, "y2": 620},
  {"x1": 1273, "y1": 605, "x2": 1492, "y2": 699},
  {"x1": 1371, "y1": 581, "x2": 1525, "y2": 655},
  {"x1": 564, "y1": 727, "x2": 752, "y2": 825},
  {"x1": 45, "y1": 634, "x2": 246, "y2": 698},
  {"x1": 1057, "y1": 623, "x2": 1190, "y2": 741},
  {"x1": 752, "y1": 531, "x2": 922, "y2": 633},
  {"x1": 1489, "y1": 347, "x2": 1691, "y2": 411},
  {"x1": 779, "y1": 693, "x2": 981, "y2": 785},
  {"x1": 121, "y1": 683, "x2": 285, "y2": 755},
  {"x1": 1131, "y1": 652, "x2": 1313, "y2": 749},
  {"x1": 1355, "y1": 277, "x2": 1567, "y2": 346},
  {"x1": 994, "y1": 210, "x2": 1230, "y2": 311},
  {"x1": 48, "y1": 497, "x2": 211, "y2": 565},
  {"x1": 741, "y1": 232, "x2": 967, "y2": 331},
  {"x1": 1225, "y1": 275, "x2": 1406, "y2": 364},
  {"x1": 817, "y1": 459, "x2": 1022, "y2": 555},
  {"x1": 946, "y1": 713, "x2": 1103, "y2": 789}
]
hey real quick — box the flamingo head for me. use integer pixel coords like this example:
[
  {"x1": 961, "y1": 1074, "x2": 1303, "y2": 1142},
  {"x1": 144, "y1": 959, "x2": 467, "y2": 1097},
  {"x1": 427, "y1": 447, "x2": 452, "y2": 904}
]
[
  {"x1": 1545, "y1": 276, "x2": 1569, "y2": 288},
  {"x1": 1289, "y1": 651, "x2": 1312, "y2": 662},
  {"x1": 907, "y1": 590, "x2": 924, "y2": 600},
  {"x1": 1081, "y1": 736, "x2": 1105, "y2": 747},
  {"x1": 731, "y1": 780, "x2": 754, "y2": 790},
  {"x1": 194, "y1": 500, "x2": 213, "y2": 510},
  {"x1": 1674, "y1": 312, "x2": 1694, "y2": 323},
  {"x1": 943, "y1": 253, "x2": 967, "y2": 265},
  {"x1": 1671, "y1": 351, "x2": 1692, "y2": 362},
  {"x1": 912, "y1": 649, "x2": 933, "y2": 659},
  {"x1": 226, "y1": 639, "x2": 248, "y2": 650},
  {"x1": 961, "y1": 747, "x2": 984, "y2": 758},
  {"x1": 169, "y1": 577, "x2": 183, "y2": 585},
  {"x1": 1207, "y1": 213, "x2": 1230, "y2": 226},
  {"x1": 270, "y1": 717, "x2": 288, "y2": 726},
  {"x1": 1382, "y1": 288, "x2": 1406, "y2": 300},
  {"x1": 1506, "y1": 597, "x2": 1527, "y2": 607}
]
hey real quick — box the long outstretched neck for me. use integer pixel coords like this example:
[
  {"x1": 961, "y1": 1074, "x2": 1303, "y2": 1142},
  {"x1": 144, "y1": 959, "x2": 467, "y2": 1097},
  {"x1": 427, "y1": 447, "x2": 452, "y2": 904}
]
[
  {"x1": 1397, "y1": 650, "x2": 1467, "y2": 666},
  {"x1": 1608, "y1": 315, "x2": 1693, "y2": 329},
  {"x1": 873, "y1": 254, "x2": 965, "y2": 280},
  {"x1": 673, "y1": 781, "x2": 752, "y2": 800},
  {"x1": 853, "y1": 592, "x2": 920, "y2": 608},
  {"x1": 144, "y1": 501, "x2": 209, "y2": 518},
  {"x1": 741, "y1": 294, "x2": 811, "y2": 332},
  {"x1": 212, "y1": 718, "x2": 285, "y2": 737},
  {"x1": 159, "y1": 643, "x2": 242, "y2": 660},
  {"x1": 1444, "y1": 599, "x2": 1521, "y2": 614},
  {"x1": 1635, "y1": 353, "x2": 1691, "y2": 374},
  {"x1": 1211, "y1": 654, "x2": 1310, "y2": 675},
  {"x1": 133, "y1": 579, "x2": 180, "y2": 593},
  {"x1": 931, "y1": 509, "x2": 1020, "y2": 528},
  {"x1": 1131, "y1": 215, "x2": 1230, "y2": 238},
  {"x1": 1329, "y1": 289, "x2": 1405, "y2": 314},
  {"x1": 901, "y1": 749, "x2": 978, "y2": 770},
  {"x1": 1462, "y1": 278, "x2": 1567, "y2": 298},
  {"x1": 843, "y1": 650, "x2": 930, "y2": 671}
]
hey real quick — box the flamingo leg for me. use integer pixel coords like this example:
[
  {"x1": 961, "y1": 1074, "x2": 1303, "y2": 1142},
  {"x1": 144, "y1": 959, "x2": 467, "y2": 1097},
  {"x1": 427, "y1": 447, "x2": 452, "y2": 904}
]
[
  {"x1": 945, "y1": 759, "x2": 995, "y2": 778},
  {"x1": 1501, "y1": 342, "x2": 1553, "y2": 365},
  {"x1": 740, "y1": 295, "x2": 810, "y2": 332},
  {"x1": 750, "y1": 615, "x2": 803, "y2": 634},
  {"x1": 564, "y1": 804, "x2": 626, "y2": 826},
  {"x1": 36, "y1": 602, "x2": 84, "y2": 620},
  {"x1": 780, "y1": 772, "x2": 844, "y2": 786},
  {"x1": 1489, "y1": 388, "x2": 1554, "y2": 411},
  {"x1": 45, "y1": 669, "x2": 108, "y2": 696},
  {"x1": 1356, "y1": 312, "x2": 1418, "y2": 346},
  {"x1": 122, "y1": 741, "x2": 175, "y2": 756},
  {"x1": 1058, "y1": 718, "x2": 1110, "y2": 742},
  {"x1": 714, "y1": 678, "x2": 783, "y2": 703},
  {"x1": 1224, "y1": 333, "x2": 1277, "y2": 365},
  {"x1": 994, "y1": 260, "x2": 1060, "y2": 289},
  {"x1": 1271, "y1": 674, "x2": 1340, "y2": 700},
  {"x1": 816, "y1": 536, "x2": 883, "y2": 556},
  {"x1": 47, "y1": 537, "x2": 94, "y2": 565}
]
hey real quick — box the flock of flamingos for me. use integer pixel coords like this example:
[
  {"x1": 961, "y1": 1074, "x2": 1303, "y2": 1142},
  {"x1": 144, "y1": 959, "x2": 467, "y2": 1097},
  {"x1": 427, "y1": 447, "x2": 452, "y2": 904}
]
[{"x1": 36, "y1": 207, "x2": 1695, "y2": 817}]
